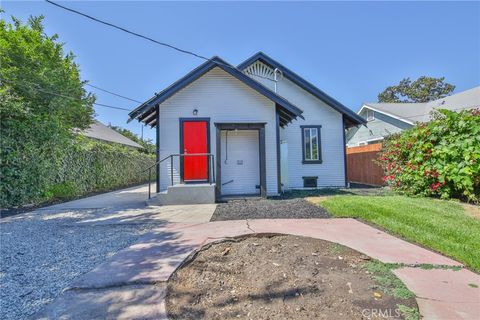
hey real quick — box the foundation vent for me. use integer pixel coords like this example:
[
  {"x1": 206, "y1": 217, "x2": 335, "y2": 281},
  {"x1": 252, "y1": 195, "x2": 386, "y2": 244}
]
[{"x1": 303, "y1": 176, "x2": 318, "y2": 188}]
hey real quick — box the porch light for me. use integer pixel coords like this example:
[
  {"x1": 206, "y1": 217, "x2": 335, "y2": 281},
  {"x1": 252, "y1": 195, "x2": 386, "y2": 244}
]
[{"x1": 193, "y1": 109, "x2": 198, "y2": 116}]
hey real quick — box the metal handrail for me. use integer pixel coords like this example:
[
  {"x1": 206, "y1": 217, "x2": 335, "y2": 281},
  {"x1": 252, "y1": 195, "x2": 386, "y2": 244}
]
[{"x1": 145, "y1": 153, "x2": 215, "y2": 199}]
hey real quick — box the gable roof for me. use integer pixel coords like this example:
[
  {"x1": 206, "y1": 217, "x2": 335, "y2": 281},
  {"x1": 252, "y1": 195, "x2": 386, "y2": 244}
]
[
  {"x1": 360, "y1": 103, "x2": 423, "y2": 125},
  {"x1": 81, "y1": 120, "x2": 143, "y2": 148},
  {"x1": 237, "y1": 52, "x2": 366, "y2": 127},
  {"x1": 361, "y1": 86, "x2": 480, "y2": 123},
  {"x1": 128, "y1": 56, "x2": 304, "y2": 127}
]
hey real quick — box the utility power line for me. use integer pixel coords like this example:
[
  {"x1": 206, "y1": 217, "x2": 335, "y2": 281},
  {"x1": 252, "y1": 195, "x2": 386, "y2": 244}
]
[
  {"x1": 45, "y1": 0, "x2": 212, "y2": 60},
  {"x1": 85, "y1": 83, "x2": 142, "y2": 103},
  {"x1": 1, "y1": 77, "x2": 133, "y2": 111},
  {"x1": 46, "y1": 0, "x2": 477, "y2": 121},
  {"x1": 45, "y1": 0, "x2": 276, "y2": 82}
]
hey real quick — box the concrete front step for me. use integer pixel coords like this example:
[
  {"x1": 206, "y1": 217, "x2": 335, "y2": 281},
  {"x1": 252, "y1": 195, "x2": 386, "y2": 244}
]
[{"x1": 146, "y1": 183, "x2": 216, "y2": 206}]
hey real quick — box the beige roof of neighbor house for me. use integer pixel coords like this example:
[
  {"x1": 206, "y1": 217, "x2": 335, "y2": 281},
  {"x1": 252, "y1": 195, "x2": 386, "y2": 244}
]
[
  {"x1": 81, "y1": 120, "x2": 143, "y2": 149},
  {"x1": 363, "y1": 86, "x2": 480, "y2": 123}
]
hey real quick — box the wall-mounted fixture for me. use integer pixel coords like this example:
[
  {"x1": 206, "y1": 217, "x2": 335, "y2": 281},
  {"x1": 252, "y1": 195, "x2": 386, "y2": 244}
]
[
  {"x1": 273, "y1": 68, "x2": 283, "y2": 93},
  {"x1": 193, "y1": 109, "x2": 198, "y2": 116}
]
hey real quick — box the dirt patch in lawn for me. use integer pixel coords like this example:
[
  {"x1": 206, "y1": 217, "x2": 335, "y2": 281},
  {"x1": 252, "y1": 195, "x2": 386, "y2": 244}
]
[
  {"x1": 166, "y1": 235, "x2": 418, "y2": 320},
  {"x1": 304, "y1": 196, "x2": 332, "y2": 205},
  {"x1": 211, "y1": 198, "x2": 330, "y2": 221},
  {"x1": 461, "y1": 202, "x2": 480, "y2": 220}
]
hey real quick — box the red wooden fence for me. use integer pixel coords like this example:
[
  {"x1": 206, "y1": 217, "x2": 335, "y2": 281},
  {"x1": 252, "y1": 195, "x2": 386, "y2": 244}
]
[{"x1": 346, "y1": 143, "x2": 384, "y2": 186}]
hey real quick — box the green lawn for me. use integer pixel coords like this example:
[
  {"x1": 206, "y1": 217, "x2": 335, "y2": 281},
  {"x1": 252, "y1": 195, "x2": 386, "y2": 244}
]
[{"x1": 319, "y1": 195, "x2": 480, "y2": 272}]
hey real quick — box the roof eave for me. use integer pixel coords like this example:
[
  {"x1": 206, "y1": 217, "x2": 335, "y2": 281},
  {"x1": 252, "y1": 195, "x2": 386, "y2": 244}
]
[
  {"x1": 128, "y1": 59, "x2": 219, "y2": 121},
  {"x1": 361, "y1": 104, "x2": 415, "y2": 125},
  {"x1": 238, "y1": 52, "x2": 365, "y2": 126},
  {"x1": 213, "y1": 58, "x2": 304, "y2": 121},
  {"x1": 129, "y1": 56, "x2": 304, "y2": 126}
]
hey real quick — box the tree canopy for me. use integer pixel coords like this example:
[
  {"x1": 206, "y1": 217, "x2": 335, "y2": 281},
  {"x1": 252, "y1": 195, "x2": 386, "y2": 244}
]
[
  {"x1": 0, "y1": 15, "x2": 95, "y2": 129},
  {"x1": 378, "y1": 76, "x2": 455, "y2": 103},
  {"x1": 0, "y1": 15, "x2": 95, "y2": 206}
]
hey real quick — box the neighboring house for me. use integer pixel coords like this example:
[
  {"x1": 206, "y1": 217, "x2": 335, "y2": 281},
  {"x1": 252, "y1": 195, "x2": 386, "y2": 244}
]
[
  {"x1": 347, "y1": 86, "x2": 480, "y2": 147},
  {"x1": 81, "y1": 120, "x2": 143, "y2": 149},
  {"x1": 128, "y1": 52, "x2": 365, "y2": 202}
]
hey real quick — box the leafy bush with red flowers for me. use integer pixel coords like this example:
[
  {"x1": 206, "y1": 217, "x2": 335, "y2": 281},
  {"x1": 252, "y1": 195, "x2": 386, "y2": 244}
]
[{"x1": 378, "y1": 108, "x2": 480, "y2": 202}]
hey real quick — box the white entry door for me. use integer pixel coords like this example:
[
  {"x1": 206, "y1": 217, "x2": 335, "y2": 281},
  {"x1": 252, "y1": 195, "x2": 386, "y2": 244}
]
[{"x1": 220, "y1": 130, "x2": 260, "y2": 195}]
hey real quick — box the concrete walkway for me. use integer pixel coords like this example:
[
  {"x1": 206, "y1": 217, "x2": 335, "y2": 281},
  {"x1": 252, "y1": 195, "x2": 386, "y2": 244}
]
[
  {"x1": 40, "y1": 184, "x2": 155, "y2": 210},
  {"x1": 33, "y1": 183, "x2": 216, "y2": 224},
  {"x1": 36, "y1": 219, "x2": 480, "y2": 320}
]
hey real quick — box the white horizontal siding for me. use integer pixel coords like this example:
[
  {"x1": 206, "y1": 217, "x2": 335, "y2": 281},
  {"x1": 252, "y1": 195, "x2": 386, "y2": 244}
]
[
  {"x1": 248, "y1": 63, "x2": 346, "y2": 188},
  {"x1": 158, "y1": 67, "x2": 279, "y2": 195},
  {"x1": 347, "y1": 108, "x2": 412, "y2": 147}
]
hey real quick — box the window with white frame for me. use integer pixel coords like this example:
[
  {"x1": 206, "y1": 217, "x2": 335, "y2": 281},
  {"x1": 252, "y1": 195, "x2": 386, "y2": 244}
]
[
  {"x1": 301, "y1": 126, "x2": 322, "y2": 164},
  {"x1": 366, "y1": 109, "x2": 375, "y2": 121}
]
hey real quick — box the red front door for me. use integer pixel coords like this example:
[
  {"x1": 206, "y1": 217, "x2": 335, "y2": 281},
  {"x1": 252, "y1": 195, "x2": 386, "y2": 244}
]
[{"x1": 182, "y1": 120, "x2": 208, "y2": 181}]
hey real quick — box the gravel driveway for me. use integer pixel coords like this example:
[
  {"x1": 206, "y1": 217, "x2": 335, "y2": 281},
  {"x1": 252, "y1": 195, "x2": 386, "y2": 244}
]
[
  {"x1": 211, "y1": 198, "x2": 330, "y2": 221},
  {"x1": 0, "y1": 206, "x2": 161, "y2": 320}
]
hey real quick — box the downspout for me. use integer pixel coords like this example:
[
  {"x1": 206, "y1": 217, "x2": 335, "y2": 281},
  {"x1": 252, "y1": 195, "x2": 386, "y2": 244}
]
[
  {"x1": 342, "y1": 115, "x2": 349, "y2": 188},
  {"x1": 156, "y1": 104, "x2": 160, "y2": 193},
  {"x1": 275, "y1": 106, "x2": 282, "y2": 194},
  {"x1": 273, "y1": 68, "x2": 283, "y2": 194}
]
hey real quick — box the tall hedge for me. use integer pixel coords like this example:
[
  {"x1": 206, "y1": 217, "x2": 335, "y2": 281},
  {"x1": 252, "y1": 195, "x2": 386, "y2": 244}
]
[
  {"x1": 47, "y1": 136, "x2": 155, "y2": 200},
  {"x1": 0, "y1": 134, "x2": 155, "y2": 208},
  {"x1": 378, "y1": 108, "x2": 480, "y2": 202}
]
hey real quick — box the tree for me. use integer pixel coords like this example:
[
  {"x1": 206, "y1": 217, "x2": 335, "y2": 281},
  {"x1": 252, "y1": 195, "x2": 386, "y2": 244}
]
[
  {"x1": 378, "y1": 76, "x2": 455, "y2": 103},
  {"x1": 109, "y1": 125, "x2": 156, "y2": 154},
  {"x1": 0, "y1": 15, "x2": 95, "y2": 128},
  {"x1": 0, "y1": 15, "x2": 95, "y2": 206}
]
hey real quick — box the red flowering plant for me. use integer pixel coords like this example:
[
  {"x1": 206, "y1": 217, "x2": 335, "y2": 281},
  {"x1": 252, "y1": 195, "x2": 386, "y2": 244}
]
[{"x1": 377, "y1": 108, "x2": 480, "y2": 202}]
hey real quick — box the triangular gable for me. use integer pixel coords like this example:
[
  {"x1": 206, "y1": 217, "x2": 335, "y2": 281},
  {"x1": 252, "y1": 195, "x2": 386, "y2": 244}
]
[
  {"x1": 128, "y1": 56, "x2": 304, "y2": 127},
  {"x1": 359, "y1": 104, "x2": 415, "y2": 125}
]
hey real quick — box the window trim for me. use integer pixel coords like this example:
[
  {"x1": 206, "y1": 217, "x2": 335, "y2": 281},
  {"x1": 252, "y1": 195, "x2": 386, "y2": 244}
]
[
  {"x1": 366, "y1": 109, "x2": 375, "y2": 121},
  {"x1": 301, "y1": 125, "x2": 322, "y2": 164}
]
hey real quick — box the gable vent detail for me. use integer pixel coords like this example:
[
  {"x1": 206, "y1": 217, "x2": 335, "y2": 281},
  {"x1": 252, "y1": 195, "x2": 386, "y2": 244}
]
[{"x1": 244, "y1": 61, "x2": 275, "y2": 80}]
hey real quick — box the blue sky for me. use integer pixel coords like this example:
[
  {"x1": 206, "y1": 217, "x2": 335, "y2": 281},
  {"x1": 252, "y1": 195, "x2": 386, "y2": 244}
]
[{"x1": 3, "y1": 1, "x2": 479, "y2": 141}]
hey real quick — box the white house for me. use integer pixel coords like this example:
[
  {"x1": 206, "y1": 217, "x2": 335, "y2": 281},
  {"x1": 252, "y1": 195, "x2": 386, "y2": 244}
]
[
  {"x1": 347, "y1": 86, "x2": 480, "y2": 147},
  {"x1": 128, "y1": 52, "x2": 365, "y2": 204}
]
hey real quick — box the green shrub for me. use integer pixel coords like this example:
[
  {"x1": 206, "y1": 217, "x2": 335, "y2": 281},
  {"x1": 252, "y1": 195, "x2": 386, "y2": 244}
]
[
  {"x1": 55, "y1": 136, "x2": 155, "y2": 197},
  {"x1": 45, "y1": 182, "x2": 78, "y2": 200},
  {"x1": 378, "y1": 108, "x2": 480, "y2": 202},
  {"x1": 0, "y1": 135, "x2": 155, "y2": 208}
]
